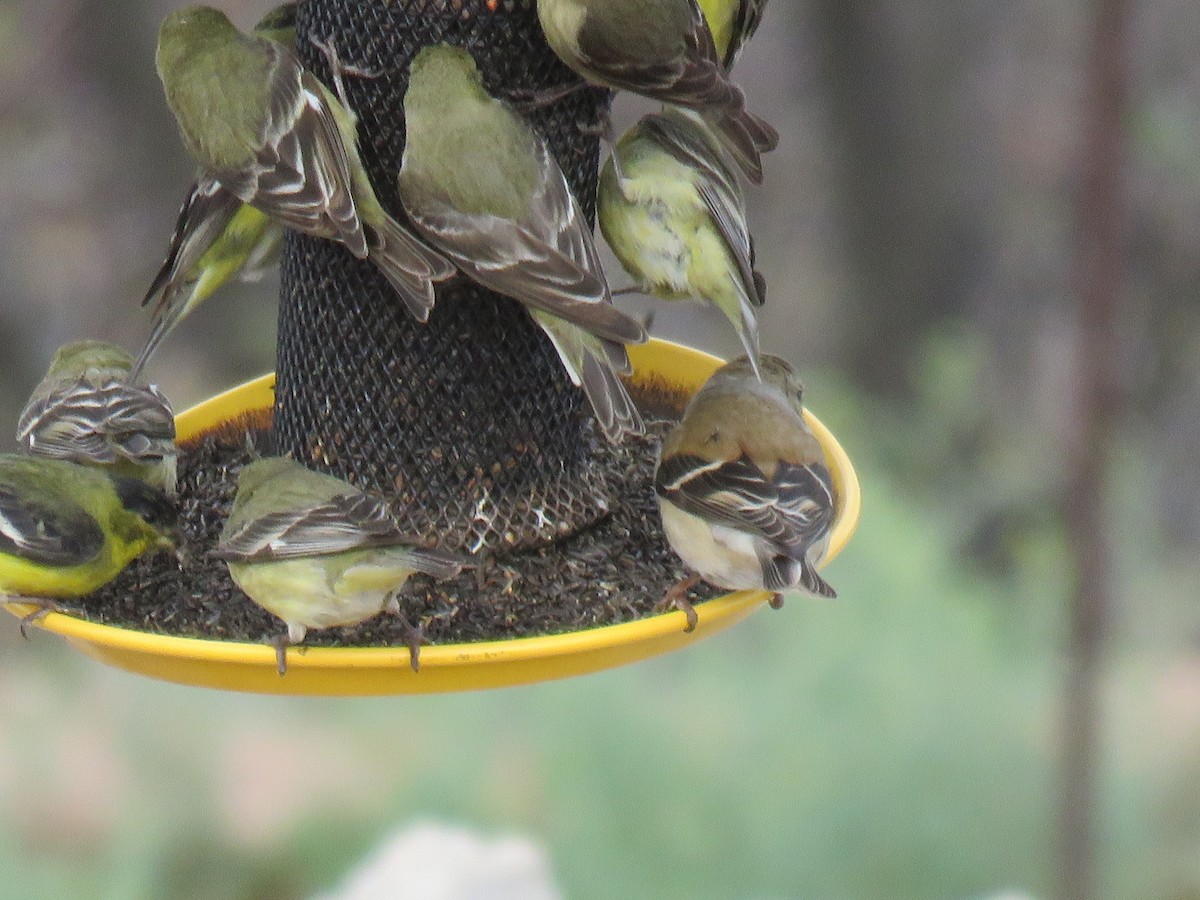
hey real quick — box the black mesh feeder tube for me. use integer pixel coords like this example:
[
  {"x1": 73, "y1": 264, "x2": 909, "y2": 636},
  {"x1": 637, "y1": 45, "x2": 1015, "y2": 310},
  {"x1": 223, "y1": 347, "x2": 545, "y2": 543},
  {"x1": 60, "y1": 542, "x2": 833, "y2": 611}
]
[{"x1": 276, "y1": 0, "x2": 616, "y2": 551}]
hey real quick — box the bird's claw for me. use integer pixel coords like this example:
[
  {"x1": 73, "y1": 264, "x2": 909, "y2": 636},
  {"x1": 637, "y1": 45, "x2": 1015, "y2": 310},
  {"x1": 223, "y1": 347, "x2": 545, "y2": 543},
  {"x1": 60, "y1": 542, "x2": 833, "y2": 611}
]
[
  {"x1": 656, "y1": 574, "x2": 702, "y2": 633},
  {"x1": 308, "y1": 35, "x2": 382, "y2": 109},
  {"x1": 18, "y1": 600, "x2": 61, "y2": 639},
  {"x1": 398, "y1": 614, "x2": 424, "y2": 673}
]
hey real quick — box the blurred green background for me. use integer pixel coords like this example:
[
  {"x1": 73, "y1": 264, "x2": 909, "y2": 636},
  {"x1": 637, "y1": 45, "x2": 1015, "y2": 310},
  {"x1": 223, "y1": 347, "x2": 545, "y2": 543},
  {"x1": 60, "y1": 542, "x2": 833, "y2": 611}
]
[{"x1": 1, "y1": 1, "x2": 1198, "y2": 898}]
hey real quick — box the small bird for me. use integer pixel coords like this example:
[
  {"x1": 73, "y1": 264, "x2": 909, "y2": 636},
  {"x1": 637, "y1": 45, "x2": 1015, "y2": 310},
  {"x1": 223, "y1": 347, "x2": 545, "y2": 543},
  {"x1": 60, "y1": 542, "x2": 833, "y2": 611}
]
[
  {"x1": 697, "y1": 0, "x2": 769, "y2": 70},
  {"x1": 397, "y1": 44, "x2": 647, "y2": 443},
  {"x1": 135, "y1": 3, "x2": 298, "y2": 378},
  {"x1": 155, "y1": 5, "x2": 454, "y2": 324},
  {"x1": 0, "y1": 454, "x2": 177, "y2": 633},
  {"x1": 17, "y1": 341, "x2": 178, "y2": 494},
  {"x1": 599, "y1": 108, "x2": 764, "y2": 377},
  {"x1": 536, "y1": 0, "x2": 778, "y2": 183},
  {"x1": 654, "y1": 354, "x2": 837, "y2": 631},
  {"x1": 215, "y1": 457, "x2": 468, "y2": 674}
]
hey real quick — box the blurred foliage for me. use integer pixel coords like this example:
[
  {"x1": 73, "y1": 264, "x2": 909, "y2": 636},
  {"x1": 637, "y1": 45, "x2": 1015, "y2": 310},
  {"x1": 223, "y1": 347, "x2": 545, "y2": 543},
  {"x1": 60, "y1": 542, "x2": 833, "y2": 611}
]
[{"x1": 0, "y1": 0, "x2": 1197, "y2": 898}]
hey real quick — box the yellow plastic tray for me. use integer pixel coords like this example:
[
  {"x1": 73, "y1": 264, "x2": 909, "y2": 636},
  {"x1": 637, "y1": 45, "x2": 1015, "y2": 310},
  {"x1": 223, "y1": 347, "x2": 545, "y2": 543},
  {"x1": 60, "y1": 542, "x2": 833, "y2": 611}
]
[{"x1": 5, "y1": 340, "x2": 861, "y2": 695}]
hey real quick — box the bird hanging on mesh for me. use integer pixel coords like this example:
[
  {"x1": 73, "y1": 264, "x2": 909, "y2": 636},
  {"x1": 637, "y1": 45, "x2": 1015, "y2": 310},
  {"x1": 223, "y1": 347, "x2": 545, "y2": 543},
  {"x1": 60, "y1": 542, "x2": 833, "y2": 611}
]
[
  {"x1": 536, "y1": 0, "x2": 778, "y2": 183},
  {"x1": 599, "y1": 107, "x2": 765, "y2": 379},
  {"x1": 135, "y1": 3, "x2": 300, "y2": 377},
  {"x1": 154, "y1": 5, "x2": 454, "y2": 326},
  {"x1": 396, "y1": 45, "x2": 648, "y2": 443}
]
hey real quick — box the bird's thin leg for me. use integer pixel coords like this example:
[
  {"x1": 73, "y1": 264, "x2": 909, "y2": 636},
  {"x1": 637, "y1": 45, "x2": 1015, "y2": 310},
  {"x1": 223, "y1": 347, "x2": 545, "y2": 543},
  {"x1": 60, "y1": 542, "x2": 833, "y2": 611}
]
[
  {"x1": 271, "y1": 635, "x2": 290, "y2": 676},
  {"x1": 386, "y1": 597, "x2": 425, "y2": 673},
  {"x1": 17, "y1": 599, "x2": 62, "y2": 639},
  {"x1": 309, "y1": 35, "x2": 381, "y2": 110},
  {"x1": 473, "y1": 550, "x2": 493, "y2": 594},
  {"x1": 655, "y1": 574, "x2": 702, "y2": 633},
  {"x1": 503, "y1": 80, "x2": 587, "y2": 111}
]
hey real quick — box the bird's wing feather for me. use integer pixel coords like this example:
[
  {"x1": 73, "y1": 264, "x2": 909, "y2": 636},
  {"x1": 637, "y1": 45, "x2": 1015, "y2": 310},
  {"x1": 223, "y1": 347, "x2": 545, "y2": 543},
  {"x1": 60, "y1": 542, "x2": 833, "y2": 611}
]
[
  {"x1": 214, "y1": 491, "x2": 409, "y2": 561},
  {"x1": 0, "y1": 482, "x2": 105, "y2": 567},
  {"x1": 575, "y1": 0, "x2": 738, "y2": 110},
  {"x1": 215, "y1": 46, "x2": 366, "y2": 256},
  {"x1": 17, "y1": 379, "x2": 176, "y2": 466},
  {"x1": 404, "y1": 147, "x2": 645, "y2": 346},
  {"x1": 724, "y1": 0, "x2": 769, "y2": 68},
  {"x1": 656, "y1": 452, "x2": 834, "y2": 555}
]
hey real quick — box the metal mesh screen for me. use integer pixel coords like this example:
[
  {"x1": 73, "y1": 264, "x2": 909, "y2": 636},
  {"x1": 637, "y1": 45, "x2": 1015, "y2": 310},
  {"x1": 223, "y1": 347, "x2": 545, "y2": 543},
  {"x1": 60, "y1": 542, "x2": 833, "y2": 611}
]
[{"x1": 275, "y1": 0, "x2": 617, "y2": 551}]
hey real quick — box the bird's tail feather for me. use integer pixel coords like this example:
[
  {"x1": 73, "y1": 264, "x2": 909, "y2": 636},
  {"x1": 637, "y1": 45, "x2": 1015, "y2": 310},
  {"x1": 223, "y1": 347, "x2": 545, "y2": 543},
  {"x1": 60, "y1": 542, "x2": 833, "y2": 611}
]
[
  {"x1": 398, "y1": 546, "x2": 469, "y2": 580},
  {"x1": 718, "y1": 282, "x2": 763, "y2": 380},
  {"x1": 799, "y1": 560, "x2": 837, "y2": 599},
  {"x1": 579, "y1": 346, "x2": 644, "y2": 443},
  {"x1": 130, "y1": 292, "x2": 187, "y2": 381},
  {"x1": 535, "y1": 312, "x2": 644, "y2": 443},
  {"x1": 369, "y1": 215, "x2": 457, "y2": 323},
  {"x1": 707, "y1": 108, "x2": 779, "y2": 185}
]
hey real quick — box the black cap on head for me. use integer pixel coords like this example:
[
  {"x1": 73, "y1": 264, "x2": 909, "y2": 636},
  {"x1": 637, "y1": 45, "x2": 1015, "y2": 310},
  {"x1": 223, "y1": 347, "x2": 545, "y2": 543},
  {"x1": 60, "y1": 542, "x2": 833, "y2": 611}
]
[{"x1": 113, "y1": 477, "x2": 178, "y2": 531}]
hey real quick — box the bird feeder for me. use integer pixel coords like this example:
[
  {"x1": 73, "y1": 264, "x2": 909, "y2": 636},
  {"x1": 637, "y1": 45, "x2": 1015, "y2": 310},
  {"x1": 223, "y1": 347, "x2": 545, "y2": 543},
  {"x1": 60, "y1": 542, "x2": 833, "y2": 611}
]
[{"x1": 4, "y1": 0, "x2": 862, "y2": 693}]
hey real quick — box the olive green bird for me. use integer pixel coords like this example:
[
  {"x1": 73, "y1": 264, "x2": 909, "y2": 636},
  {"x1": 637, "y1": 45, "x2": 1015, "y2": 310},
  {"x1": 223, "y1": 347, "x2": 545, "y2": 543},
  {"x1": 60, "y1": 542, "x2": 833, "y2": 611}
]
[
  {"x1": 135, "y1": 4, "x2": 297, "y2": 379},
  {"x1": 215, "y1": 457, "x2": 467, "y2": 674},
  {"x1": 599, "y1": 108, "x2": 764, "y2": 377},
  {"x1": 0, "y1": 454, "x2": 176, "y2": 633},
  {"x1": 654, "y1": 354, "x2": 836, "y2": 630},
  {"x1": 537, "y1": 0, "x2": 778, "y2": 184},
  {"x1": 397, "y1": 45, "x2": 647, "y2": 443},
  {"x1": 697, "y1": 0, "x2": 769, "y2": 70},
  {"x1": 17, "y1": 341, "x2": 178, "y2": 494},
  {"x1": 155, "y1": 5, "x2": 454, "y2": 326}
]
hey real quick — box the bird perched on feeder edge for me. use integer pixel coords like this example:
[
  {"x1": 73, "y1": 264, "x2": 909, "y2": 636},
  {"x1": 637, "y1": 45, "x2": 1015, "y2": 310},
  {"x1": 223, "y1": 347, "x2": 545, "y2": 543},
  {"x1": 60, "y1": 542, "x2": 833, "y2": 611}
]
[
  {"x1": 536, "y1": 0, "x2": 779, "y2": 183},
  {"x1": 17, "y1": 340, "x2": 178, "y2": 494},
  {"x1": 154, "y1": 5, "x2": 454, "y2": 324},
  {"x1": 599, "y1": 107, "x2": 765, "y2": 378},
  {"x1": 654, "y1": 354, "x2": 836, "y2": 631},
  {"x1": 135, "y1": 3, "x2": 298, "y2": 378},
  {"x1": 0, "y1": 454, "x2": 177, "y2": 634},
  {"x1": 215, "y1": 457, "x2": 469, "y2": 674},
  {"x1": 396, "y1": 44, "x2": 648, "y2": 443}
]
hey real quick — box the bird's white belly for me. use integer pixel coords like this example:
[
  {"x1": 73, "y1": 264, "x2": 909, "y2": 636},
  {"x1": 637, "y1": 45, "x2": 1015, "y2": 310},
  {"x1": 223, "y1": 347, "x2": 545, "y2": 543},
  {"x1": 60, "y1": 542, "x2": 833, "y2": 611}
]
[{"x1": 658, "y1": 500, "x2": 766, "y2": 591}]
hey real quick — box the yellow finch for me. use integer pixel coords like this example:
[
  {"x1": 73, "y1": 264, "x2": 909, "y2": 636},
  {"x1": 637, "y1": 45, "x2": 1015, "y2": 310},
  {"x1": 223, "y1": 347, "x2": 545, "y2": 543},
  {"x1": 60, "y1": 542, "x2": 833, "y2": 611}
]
[
  {"x1": 135, "y1": 4, "x2": 298, "y2": 378},
  {"x1": 397, "y1": 45, "x2": 647, "y2": 442},
  {"x1": 655, "y1": 354, "x2": 836, "y2": 629},
  {"x1": 215, "y1": 457, "x2": 467, "y2": 673},
  {"x1": 0, "y1": 454, "x2": 176, "y2": 631},
  {"x1": 17, "y1": 340, "x2": 177, "y2": 494},
  {"x1": 537, "y1": 0, "x2": 778, "y2": 183},
  {"x1": 155, "y1": 5, "x2": 454, "y2": 323},
  {"x1": 599, "y1": 108, "x2": 764, "y2": 377}
]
